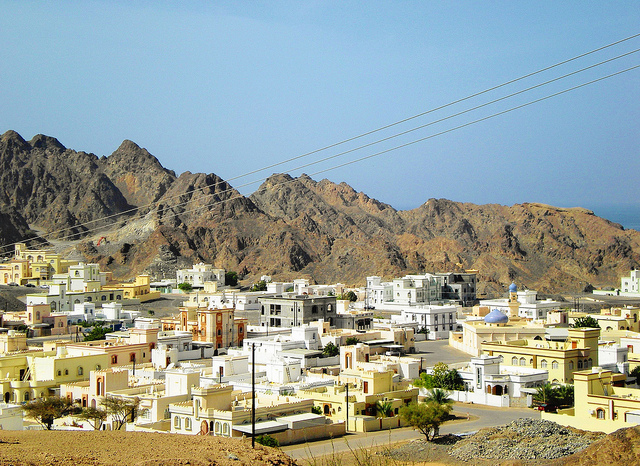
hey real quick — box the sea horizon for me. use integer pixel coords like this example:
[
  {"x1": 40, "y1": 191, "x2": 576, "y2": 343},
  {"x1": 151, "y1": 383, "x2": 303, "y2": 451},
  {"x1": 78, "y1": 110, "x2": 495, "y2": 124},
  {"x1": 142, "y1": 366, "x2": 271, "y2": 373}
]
[{"x1": 589, "y1": 204, "x2": 640, "y2": 232}]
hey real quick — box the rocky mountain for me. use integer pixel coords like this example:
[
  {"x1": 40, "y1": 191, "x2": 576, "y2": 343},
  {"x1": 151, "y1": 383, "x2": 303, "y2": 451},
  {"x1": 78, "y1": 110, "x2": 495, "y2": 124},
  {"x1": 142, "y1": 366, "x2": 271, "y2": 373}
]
[{"x1": 1, "y1": 129, "x2": 639, "y2": 295}]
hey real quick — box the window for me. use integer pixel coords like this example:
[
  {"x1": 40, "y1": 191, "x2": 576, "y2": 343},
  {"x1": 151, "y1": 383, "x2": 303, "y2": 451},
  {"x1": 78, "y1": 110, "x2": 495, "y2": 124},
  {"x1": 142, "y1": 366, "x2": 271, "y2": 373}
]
[
  {"x1": 540, "y1": 360, "x2": 547, "y2": 369},
  {"x1": 569, "y1": 361, "x2": 574, "y2": 370},
  {"x1": 185, "y1": 417, "x2": 192, "y2": 431},
  {"x1": 57, "y1": 370, "x2": 61, "y2": 376},
  {"x1": 578, "y1": 360, "x2": 583, "y2": 369},
  {"x1": 130, "y1": 353, "x2": 136, "y2": 362},
  {"x1": 520, "y1": 358, "x2": 526, "y2": 366},
  {"x1": 77, "y1": 367, "x2": 83, "y2": 376},
  {"x1": 552, "y1": 361, "x2": 559, "y2": 370},
  {"x1": 64, "y1": 369, "x2": 69, "y2": 375},
  {"x1": 512, "y1": 357, "x2": 518, "y2": 365},
  {"x1": 596, "y1": 408, "x2": 605, "y2": 419},
  {"x1": 111, "y1": 355, "x2": 118, "y2": 364},
  {"x1": 174, "y1": 417, "x2": 181, "y2": 429},
  {"x1": 95, "y1": 365, "x2": 101, "y2": 370}
]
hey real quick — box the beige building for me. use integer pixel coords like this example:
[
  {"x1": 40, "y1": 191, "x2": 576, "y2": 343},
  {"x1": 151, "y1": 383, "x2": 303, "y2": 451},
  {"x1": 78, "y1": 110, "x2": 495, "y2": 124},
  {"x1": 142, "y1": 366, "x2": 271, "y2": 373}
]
[
  {"x1": 542, "y1": 368, "x2": 635, "y2": 433},
  {"x1": 482, "y1": 328, "x2": 600, "y2": 384}
]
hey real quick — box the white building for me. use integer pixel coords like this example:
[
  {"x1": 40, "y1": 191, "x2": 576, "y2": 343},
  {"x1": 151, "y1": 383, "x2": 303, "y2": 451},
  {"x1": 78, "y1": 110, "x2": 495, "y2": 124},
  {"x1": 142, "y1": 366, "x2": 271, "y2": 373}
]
[
  {"x1": 446, "y1": 355, "x2": 548, "y2": 407},
  {"x1": 0, "y1": 403, "x2": 24, "y2": 430},
  {"x1": 621, "y1": 270, "x2": 640, "y2": 295},
  {"x1": 598, "y1": 344, "x2": 629, "y2": 375},
  {"x1": 480, "y1": 284, "x2": 559, "y2": 320},
  {"x1": 177, "y1": 263, "x2": 225, "y2": 288},
  {"x1": 391, "y1": 304, "x2": 460, "y2": 340}
]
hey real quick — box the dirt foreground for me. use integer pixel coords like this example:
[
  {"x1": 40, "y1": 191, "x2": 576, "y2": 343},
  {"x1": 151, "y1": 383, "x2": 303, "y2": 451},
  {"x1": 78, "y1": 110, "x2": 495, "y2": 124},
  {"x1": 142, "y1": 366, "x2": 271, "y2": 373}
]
[{"x1": 0, "y1": 430, "x2": 297, "y2": 466}]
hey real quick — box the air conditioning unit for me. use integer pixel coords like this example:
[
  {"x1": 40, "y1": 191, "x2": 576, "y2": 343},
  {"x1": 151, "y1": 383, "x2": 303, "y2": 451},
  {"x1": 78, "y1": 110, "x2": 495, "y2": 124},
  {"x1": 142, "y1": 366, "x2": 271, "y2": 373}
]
[{"x1": 589, "y1": 410, "x2": 595, "y2": 415}]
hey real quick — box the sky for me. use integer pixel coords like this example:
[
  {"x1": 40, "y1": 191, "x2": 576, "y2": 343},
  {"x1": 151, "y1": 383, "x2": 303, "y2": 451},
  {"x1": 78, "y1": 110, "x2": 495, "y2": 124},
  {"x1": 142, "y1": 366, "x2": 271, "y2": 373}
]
[{"x1": 1, "y1": 1, "x2": 639, "y2": 214}]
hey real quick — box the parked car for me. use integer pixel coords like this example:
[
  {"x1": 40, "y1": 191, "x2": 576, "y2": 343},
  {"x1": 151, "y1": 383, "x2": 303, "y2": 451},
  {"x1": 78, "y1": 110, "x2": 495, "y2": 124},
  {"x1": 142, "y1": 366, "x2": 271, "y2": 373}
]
[
  {"x1": 25, "y1": 283, "x2": 35, "y2": 287},
  {"x1": 8, "y1": 282, "x2": 18, "y2": 286}
]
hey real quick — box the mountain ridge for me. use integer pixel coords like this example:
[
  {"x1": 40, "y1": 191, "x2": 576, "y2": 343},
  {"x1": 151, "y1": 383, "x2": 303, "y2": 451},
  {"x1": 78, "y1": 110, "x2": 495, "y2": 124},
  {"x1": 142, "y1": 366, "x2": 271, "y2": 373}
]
[{"x1": 1, "y1": 130, "x2": 638, "y2": 295}]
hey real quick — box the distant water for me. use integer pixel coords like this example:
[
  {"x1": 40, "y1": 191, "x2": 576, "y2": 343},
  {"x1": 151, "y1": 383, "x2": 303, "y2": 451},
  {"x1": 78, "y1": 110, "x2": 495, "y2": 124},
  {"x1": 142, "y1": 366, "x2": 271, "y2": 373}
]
[{"x1": 589, "y1": 205, "x2": 640, "y2": 231}]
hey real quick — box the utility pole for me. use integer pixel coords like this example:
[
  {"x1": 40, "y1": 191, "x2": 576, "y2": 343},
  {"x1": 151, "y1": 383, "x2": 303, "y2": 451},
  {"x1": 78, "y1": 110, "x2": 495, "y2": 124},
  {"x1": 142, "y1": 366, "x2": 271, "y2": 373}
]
[
  {"x1": 251, "y1": 342, "x2": 255, "y2": 448},
  {"x1": 345, "y1": 383, "x2": 349, "y2": 432}
]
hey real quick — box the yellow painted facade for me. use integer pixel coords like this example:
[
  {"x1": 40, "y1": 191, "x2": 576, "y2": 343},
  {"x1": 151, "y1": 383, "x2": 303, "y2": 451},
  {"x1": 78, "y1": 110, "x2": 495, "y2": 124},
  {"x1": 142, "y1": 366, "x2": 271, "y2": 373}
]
[
  {"x1": 482, "y1": 328, "x2": 600, "y2": 384},
  {"x1": 102, "y1": 275, "x2": 161, "y2": 302},
  {"x1": 542, "y1": 369, "x2": 636, "y2": 434}
]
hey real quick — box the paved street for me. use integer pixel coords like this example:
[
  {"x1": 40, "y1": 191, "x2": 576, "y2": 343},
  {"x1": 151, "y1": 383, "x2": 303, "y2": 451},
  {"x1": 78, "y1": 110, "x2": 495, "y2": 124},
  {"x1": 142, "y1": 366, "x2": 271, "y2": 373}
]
[
  {"x1": 281, "y1": 403, "x2": 540, "y2": 461},
  {"x1": 409, "y1": 339, "x2": 470, "y2": 367}
]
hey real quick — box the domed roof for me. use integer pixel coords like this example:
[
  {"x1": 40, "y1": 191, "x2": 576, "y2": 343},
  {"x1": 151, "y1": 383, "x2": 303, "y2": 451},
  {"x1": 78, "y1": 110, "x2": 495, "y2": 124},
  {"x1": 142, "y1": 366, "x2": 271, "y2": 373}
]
[
  {"x1": 484, "y1": 308, "x2": 509, "y2": 324},
  {"x1": 509, "y1": 282, "x2": 518, "y2": 292}
]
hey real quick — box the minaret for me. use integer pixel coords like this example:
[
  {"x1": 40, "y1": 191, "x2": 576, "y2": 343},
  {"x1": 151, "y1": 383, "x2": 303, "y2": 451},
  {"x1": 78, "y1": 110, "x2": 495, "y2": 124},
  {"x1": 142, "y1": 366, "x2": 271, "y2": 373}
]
[{"x1": 507, "y1": 283, "x2": 520, "y2": 317}]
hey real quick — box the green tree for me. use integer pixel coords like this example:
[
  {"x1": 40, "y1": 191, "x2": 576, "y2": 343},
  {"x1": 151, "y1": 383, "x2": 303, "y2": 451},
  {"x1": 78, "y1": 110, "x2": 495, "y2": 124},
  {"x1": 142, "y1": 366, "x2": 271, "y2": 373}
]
[
  {"x1": 225, "y1": 271, "x2": 238, "y2": 287},
  {"x1": 256, "y1": 434, "x2": 280, "y2": 448},
  {"x1": 555, "y1": 384, "x2": 574, "y2": 409},
  {"x1": 344, "y1": 291, "x2": 358, "y2": 302},
  {"x1": 177, "y1": 282, "x2": 193, "y2": 293},
  {"x1": 322, "y1": 342, "x2": 339, "y2": 357},
  {"x1": 423, "y1": 388, "x2": 454, "y2": 409},
  {"x1": 83, "y1": 324, "x2": 109, "y2": 342},
  {"x1": 76, "y1": 406, "x2": 108, "y2": 430},
  {"x1": 414, "y1": 363, "x2": 464, "y2": 391},
  {"x1": 375, "y1": 400, "x2": 394, "y2": 418},
  {"x1": 533, "y1": 383, "x2": 559, "y2": 411},
  {"x1": 345, "y1": 337, "x2": 361, "y2": 346},
  {"x1": 101, "y1": 396, "x2": 145, "y2": 430},
  {"x1": 22, "y1": 396, "x2": 79, "y2": 430},
  {"x1": 311, "y1": 405, "x2": 322, "y2": 415},
  {"x1": 250, "y1": 280, "x2": 267, "y2": 292},
  {"x1": 399, "y1": 402, "x2": 451, "y2": 441},
  {"x1": 571, "y1": 316, "x2": 600, "y2": 328},
  {"x1": 630, "y1": 366, "x2": 640, "y2": 385}
]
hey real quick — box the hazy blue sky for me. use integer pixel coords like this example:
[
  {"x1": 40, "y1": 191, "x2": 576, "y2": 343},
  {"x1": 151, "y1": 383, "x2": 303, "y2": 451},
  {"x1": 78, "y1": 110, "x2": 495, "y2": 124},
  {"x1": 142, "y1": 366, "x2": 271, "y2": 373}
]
[{"x1": 1, "y1": 1, "x2": 639, "y2": 212}]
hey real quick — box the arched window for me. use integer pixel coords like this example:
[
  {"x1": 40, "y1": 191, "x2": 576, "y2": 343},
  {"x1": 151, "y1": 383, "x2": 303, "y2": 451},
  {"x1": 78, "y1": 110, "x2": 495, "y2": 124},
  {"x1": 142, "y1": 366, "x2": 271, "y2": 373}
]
[
  {"x1": 578, "y1": 360, "x2": 583, "y2": 369},
  {"x1": 116, "y1": 295, "x2": 121, "y2": 300},
  {"x1": 552, "y1": 361, "x2": 559, "y2": 370},
  {"x1": 174, "y1": 417, "x2": 181, "y2": 428},
  {"x1": 78, "y1": 367, "x2": 83, "y2": 376},
  {"x1": 50, "y1": 302, "x2": 56, "y2": 311},
  {"x1": 74, "y1": 299, "x2": 80, "y2": 304},
  {"x1": 36, "y1": 311, "x2": 41, "y2": 320},
  {"x1": 519, "y1": 358, "x2": 526, "y2": 366},
  {"x1": 587, "y1": 358, "x2": 592, "y2": 367},
  {"x1": 101, "y1": 295, "x2": 107, "y2": 301},
  {"x1": 95, "y1": 365, "x2": 101, "y2": 370},
  {"x1": 596, "y1": 408, "x2": 605, "y2": 419},
  {"x1": 217, "y1": 329, "x2": 222, "y2": 336},
  {"x1": 540, "y1": 360, "x2": 547, "y2": 369},
  {"x1": 185, "y1": 417, "x2": 191, "y2": 431},
  {"x1": 512, "y1": 357, "x2": 518, "y2": 365},
  {"x1": 111, "y1": 355, "x2": 118, "y2": 364},
  {"x1": 57, "y1": 370, "x2": 61, "y2": 376},
  {"x1": 569, "y1": 361, "x2": 574, "y2": 370},
  {"x1": 130, "y1": 353, "x2": 136, "y2": 362},
  {"x1": 86, "y1": 297, "x2": 92, "y2": 302},
  {"x1": 64, "y1": 369, "x2": 69, "y2": 375}
]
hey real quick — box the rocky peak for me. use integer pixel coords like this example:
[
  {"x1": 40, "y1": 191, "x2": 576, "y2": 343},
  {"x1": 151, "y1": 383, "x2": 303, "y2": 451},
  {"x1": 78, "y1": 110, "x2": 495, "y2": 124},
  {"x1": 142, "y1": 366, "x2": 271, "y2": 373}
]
[{"x1": 29, "y1": 134, "x2": 66, "y2": 151}]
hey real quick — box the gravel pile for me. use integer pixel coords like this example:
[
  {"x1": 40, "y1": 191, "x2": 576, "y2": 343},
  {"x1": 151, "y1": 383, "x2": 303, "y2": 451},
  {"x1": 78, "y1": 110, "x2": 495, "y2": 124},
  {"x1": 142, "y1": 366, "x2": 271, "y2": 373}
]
[{"x1": 449, "y1": 418, "x2": 605, "y2": 461}]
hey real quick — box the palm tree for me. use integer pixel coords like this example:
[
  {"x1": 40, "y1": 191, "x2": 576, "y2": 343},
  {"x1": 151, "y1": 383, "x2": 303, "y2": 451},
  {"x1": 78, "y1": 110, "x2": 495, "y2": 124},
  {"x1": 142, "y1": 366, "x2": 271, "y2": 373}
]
[
  {"x1": 375, "y1": 400, "x2": 394, "y2": 418},
  {"x1": 424, "y1": 388, "x2": 454, "y2": 409},
  {"x1": 533, "y1": 383, "x2": 558, "y2": 411}
]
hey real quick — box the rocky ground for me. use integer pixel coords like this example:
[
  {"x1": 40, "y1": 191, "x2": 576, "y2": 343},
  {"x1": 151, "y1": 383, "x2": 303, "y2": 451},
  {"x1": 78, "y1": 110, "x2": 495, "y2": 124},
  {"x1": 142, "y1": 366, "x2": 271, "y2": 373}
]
[{"x1": 382, "y1": 419, "x2": 636, "y2": 465}]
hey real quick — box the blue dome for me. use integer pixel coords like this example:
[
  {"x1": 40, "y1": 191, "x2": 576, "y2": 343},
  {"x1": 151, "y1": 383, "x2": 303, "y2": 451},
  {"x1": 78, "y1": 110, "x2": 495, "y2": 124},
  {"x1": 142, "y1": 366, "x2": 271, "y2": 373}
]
[
  {"x1": 484, "y1": 308, "x2": 509, "y2": 324},
  {"x1": 509, "y1": 282, "x2": 518, "y2": 293}
]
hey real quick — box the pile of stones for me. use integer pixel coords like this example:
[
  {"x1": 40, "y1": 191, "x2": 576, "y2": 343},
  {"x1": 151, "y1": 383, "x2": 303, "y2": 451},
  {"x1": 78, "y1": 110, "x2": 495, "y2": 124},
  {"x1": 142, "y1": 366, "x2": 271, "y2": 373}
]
[{"x1": 448, "y1": 418, "x2": 605, "y2": 461}]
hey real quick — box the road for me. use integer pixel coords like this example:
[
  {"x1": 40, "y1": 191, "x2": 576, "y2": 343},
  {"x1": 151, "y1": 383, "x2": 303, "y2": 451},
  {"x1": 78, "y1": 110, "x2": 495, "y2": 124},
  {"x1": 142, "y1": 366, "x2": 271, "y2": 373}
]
[{"x1": 281, "y1": 403, "x2": 540, "y2": 461}]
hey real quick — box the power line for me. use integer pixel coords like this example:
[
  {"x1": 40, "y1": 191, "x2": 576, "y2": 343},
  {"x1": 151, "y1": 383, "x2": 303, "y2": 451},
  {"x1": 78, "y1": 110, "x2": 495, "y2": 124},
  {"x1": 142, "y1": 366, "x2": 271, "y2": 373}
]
[
  {"x1": 6, "y1": 33, "x2": 639, "y2": 248},
  {"x1": 1, "y1": 39, "x2": 639, "y2": 257}
]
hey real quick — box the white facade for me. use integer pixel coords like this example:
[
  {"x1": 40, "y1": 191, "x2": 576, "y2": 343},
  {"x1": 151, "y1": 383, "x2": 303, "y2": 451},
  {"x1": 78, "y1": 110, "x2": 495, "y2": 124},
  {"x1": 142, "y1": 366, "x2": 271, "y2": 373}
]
[
  {"x1": 455, "y1": 355, "x2": 548, "y2": 399},
  {"x1": 480, "y1": 290, "x2": 559, "y2": 320},
  {"x1": 0, "y1": 403, "x2": 24, "y2": 430},
  {"x1": 622, "y1": 270, "x2": 640, "y2": 295},
  {"x1": 177, "y1": 263, "x2": 225, "y2": 288},
  {"x1": 391, "y1": 304, "x2": 460, "y2": 340},
  {"x1": 598, "y1": 344, "x2": 629, "y2": 374}
]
